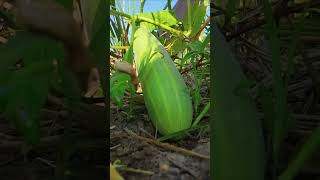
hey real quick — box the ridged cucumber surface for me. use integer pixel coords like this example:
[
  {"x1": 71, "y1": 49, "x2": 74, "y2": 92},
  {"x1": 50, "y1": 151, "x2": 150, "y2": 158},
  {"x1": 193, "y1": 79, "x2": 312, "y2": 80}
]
[{"x1": 133, "y1": 27, "x2": 192, "y2": 135}]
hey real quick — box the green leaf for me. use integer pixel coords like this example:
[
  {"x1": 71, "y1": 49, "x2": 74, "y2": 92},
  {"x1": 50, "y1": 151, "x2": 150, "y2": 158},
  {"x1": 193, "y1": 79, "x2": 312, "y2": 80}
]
[
  {"x1": 181, "y1": 51, "x2": 197, "y2": 64},
  {"x1": 192, "y1": 102, "x2": 210, "y2": 127},
  {"x1": 110, "y1": 45, "x2": 134, "y2": 107},
  {"x1": 110, "y1": 72, "x2": 130, "y2": 107},
  {"x1": 166, "y1": 36, "x2": 187, "y2": 55},
  {"x1": 4, "y1": 61, "x2": 53, "y2": 144},
  {"x1": 137, "y1": 10, "x2": 179, "y2": 30},
  {"x1": 188, "y1": 40, "x2": 203, "y2": 52},
  {"x1": 204, "y1": 0, "x2": 210, "y2": 6},
  {"x1": 262, "y1": 0, "x2": 289, "y2": 168},
  {"x1": 0, "y1": 27, "x2": 66, "y2": 144},
  {"x1": 191, "y1": 70, "x2": 202, "y2": 115},
  {"x1": 124, "y1": 44, "x2": 134, "y2": 64},
  {"x1": 165, "y1": 1, "x2": 208, "y2": 55},
  {"x1": 80, "y1": 0, "x2": 104, "y2": 42},
  {"x1": 212, "y1": 23, "x2": 264, "y2": 180},
  {"x1": 188, "y1": 32, "x2": 210, "y2": 54},
  {"x1": 182, "y1": 1, "x2": 207, "y2": 36},
  {"x1": 89, "y1": 0, "x2": 108, "y2": 103}
]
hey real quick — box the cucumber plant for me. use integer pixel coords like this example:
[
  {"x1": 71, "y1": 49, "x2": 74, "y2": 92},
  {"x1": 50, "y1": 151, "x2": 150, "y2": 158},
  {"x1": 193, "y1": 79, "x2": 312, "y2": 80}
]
[{"x1": 110, "y1": 0, "x2": 210, "y2": 136}]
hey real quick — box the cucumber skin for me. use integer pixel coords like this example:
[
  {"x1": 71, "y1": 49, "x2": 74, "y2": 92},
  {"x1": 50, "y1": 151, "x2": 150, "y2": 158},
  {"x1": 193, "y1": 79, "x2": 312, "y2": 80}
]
[{"x1": 133, "y1": 27, "x2": 192, "y2": 135}]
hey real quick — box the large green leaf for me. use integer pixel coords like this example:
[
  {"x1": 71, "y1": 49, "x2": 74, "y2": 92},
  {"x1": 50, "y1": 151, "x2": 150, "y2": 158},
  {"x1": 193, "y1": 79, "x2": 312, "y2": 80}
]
[
  {"x1": 0, "y1": 29, "x2": 63, "y2": 144},
  {"x1": 89, "y1": 0, "x2": 108, "y2": 104},
  {"x1": 262, "y1": 0, "x2": 289, "y2": 170},
  {"x1": 137, "y1": 10, "x2": 179, "y2": 31},
  {"x1": 80, "y1": 0, "x2": 105, "y2": 43},
  {"x1": 182, "y1": 1, "x2": 207, "y2": 36},
  {"x1": 212, "y1": 23, "x2": 265, "y2": 180},
  {"x1": 4, "y1": 61, "x2": 53, "y2": 144},
  {"x1": 166, "y1": 1, "x2": 208, "y2": 55},
  {"x1": 165, "y1": 36, "x2": 186, "y2": 55}
]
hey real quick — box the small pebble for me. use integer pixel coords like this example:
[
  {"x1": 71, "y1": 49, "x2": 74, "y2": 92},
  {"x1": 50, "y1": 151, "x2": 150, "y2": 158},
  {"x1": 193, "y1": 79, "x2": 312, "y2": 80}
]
[{"x1": 159, "y1": 163, "x2": 169, "y2": 172}]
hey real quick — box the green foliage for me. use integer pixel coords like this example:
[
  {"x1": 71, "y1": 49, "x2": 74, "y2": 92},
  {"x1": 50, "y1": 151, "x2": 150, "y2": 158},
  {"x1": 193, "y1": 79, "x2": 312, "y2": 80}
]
[
  {"x1": 110, "y1": 0, "x2": 210, "y2": 137},
  {"x1": 81, "y1": 0, "x2": 105, "y2": 42},
  {"x1": 262, "y1": 0, "x2": 289, "y2": 172},
  {"x1": 110, "y1": 72, "x2": 130, "y2": 107},
  {"x1": 0, "y1": 31, "x2": 63, "y2": 144},
  {"x1": 88, "y1": 0, "x2": 108, "y2": 103},
  {"x1": 212, "y1": 23, "x2": 265, "y2": 180},
  {"x1": 212, "y1": 0, "x2": 320, "y2": 179},
  {"x1": 182, "y1": 1, "x2": 207, "y2": 36},
  {"x1": 110, "y1": 45, "x2": 134, "y2": 108},
  {"x1": 192, "y1": 102, "x2": 210, "y2": 127},
  {"x1": 191, "y1": 71, "x2": 202, "y2": 115},
  {"x1": 0, "y1": 0, "x2": 106, "y2": 144},
  {"x1": 4, "y1": 61, "x2": 53, "y2": 144},
  {"x1": 137, "y1": 10, "x2": 179, "y2": 30},
  {"x1": 166, "y1": 1, "x2": 208, "y2": 55}
]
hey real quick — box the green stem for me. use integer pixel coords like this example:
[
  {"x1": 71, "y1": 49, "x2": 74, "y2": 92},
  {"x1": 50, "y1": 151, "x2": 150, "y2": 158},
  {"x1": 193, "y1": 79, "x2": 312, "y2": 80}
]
[
  {"x1": 186, "y1": 0, "x2": 192, "y2": 36},
  {"x1": 111, "y1": 9, "x2": 187, "y2": 38},
  {"x1": 167, "y1": 0, "x2": 172, "y2": 11},
  {"x1": 192, "y1": 102, "x2": 210, "y2": 127},
  {"x1": 111, "y1": 9, "x2": 131, "y2": 19},
  {"x1": 111, "y1": 45, "x2": 130, "y2": 49},
  {"x1": 140, "y1": 0, "x2": 146, "y2": 13},
  {"x1": 135, "y1": 16, "x2": 186, "y2": 37},
  {"x1": 262, "y1": 0, "x2": 287, "y2": 175}
]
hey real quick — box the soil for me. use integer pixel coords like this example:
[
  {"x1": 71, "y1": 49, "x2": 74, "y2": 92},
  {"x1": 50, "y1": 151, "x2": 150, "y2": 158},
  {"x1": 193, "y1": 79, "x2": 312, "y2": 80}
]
[
  {"x1": 0, "y1": 106, "x2": 108, "y2": 180},
  {"x1": 110, "y1": 97, "x2": 210, "y2": 180}
]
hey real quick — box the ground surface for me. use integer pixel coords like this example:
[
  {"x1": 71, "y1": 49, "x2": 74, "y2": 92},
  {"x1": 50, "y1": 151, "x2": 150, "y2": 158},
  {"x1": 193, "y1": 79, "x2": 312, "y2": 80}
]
[
  {"x1": 1, "y1": 1, "x2": 320, "y2": 180},
  {"x1": 110, "y1": 97, "x2": 210, "y2": 180}
]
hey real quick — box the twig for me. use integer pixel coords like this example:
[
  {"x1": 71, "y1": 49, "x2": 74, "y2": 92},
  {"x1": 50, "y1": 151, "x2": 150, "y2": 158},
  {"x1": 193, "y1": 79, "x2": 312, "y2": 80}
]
[
  {"x1": 139, "y1": 127, "x2": 155, "y2": 139},
  {"x1": 190, "y1": 16, "x2": 210, "y2": 41},
  {"x1": 110, "y1": 144, "x2": 121, "y2": 150},
  {"x1": 35, "y1": 157, "x2": 56, "y2": 168},
  {"x1": 181, "y1": 59, "x2": 208, "y2": 74},
  {"x1": 124, "y1": 128, "x2": 210, "y2": 159}
]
